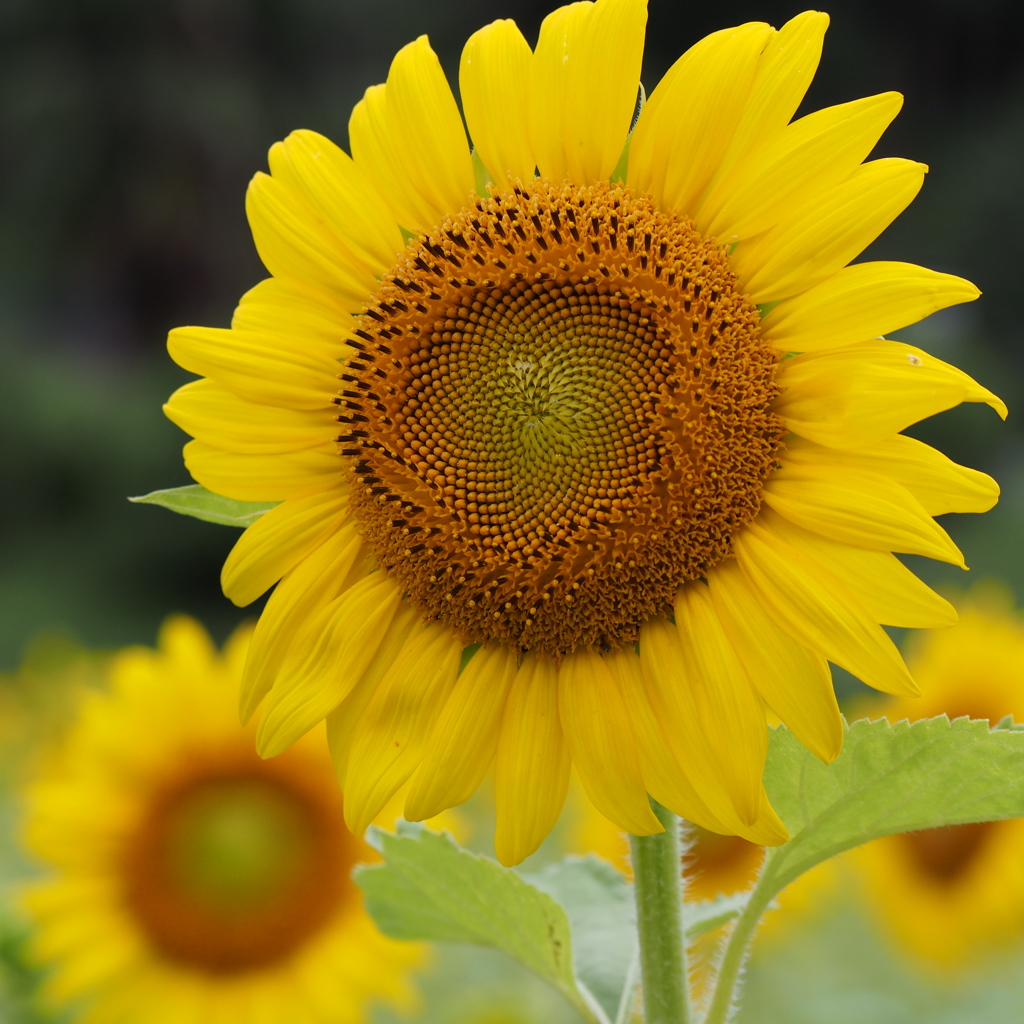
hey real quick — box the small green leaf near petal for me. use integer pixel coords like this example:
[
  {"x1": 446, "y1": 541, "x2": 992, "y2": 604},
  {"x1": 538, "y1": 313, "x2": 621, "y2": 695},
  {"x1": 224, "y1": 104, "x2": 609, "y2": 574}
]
[{"x1": 129, "y1": 485, "x2": 278, "y2": 528}]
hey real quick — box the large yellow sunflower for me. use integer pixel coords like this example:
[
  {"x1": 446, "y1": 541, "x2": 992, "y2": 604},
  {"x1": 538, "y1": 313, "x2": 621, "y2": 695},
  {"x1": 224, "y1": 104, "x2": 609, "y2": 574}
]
[
  {"x1": 163, "y1": 2, "x2": 1004, "y2": 865},
  {"x1": 854, "y1": 587, "x2": 1024, "y2": 968},
  {"x1": 21, "y1": 617, "x2": 419, "y2": 1024}
]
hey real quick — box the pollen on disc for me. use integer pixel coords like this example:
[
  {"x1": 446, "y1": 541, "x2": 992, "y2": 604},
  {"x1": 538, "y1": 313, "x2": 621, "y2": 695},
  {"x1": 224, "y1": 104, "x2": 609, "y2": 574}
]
[{"x1": 338, "y1": 178, "x2": 785, "y2": 655}]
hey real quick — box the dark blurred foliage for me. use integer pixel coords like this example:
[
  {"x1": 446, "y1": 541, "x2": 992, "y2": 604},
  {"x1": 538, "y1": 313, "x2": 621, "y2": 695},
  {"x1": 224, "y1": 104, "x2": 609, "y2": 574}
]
[{"x1": 0, "y1": 0, "x2": 1022, "y2": 667}]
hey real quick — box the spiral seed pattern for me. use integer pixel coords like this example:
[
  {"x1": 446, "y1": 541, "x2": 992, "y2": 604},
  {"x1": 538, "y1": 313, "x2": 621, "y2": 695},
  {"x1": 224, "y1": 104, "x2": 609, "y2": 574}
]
[{"x1": 338, "y1": 179, "x2": 784, "y2": 654}]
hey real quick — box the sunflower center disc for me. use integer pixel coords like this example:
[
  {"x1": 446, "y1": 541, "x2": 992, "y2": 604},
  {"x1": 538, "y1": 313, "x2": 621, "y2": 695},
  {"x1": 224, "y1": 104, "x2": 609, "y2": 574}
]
[
  {"x1": 124, "y1": 759, "x2": 351, "y2": 974},
  {"x1": 341, "y1": 179, "x2": 785, "y2": 655}
]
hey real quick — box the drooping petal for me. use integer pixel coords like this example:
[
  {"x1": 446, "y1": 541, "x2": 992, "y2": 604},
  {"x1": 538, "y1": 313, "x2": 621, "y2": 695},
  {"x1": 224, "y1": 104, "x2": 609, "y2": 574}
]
[
  {"x1": 255, "y1": 572, "x2": 403, "y2": 757},
  {"x1": 782, "y1": 434, "x2": 999, "y2": 516},
  {"x1": 183, "y1": 440, "x2": 343, "y2": 502},
  {"x1": 604, "y1": 647, "x2": 731, "y2": 833},
  {"x1": 709, "y1": 559, "x2": 842, "y2": 762},
  {"x1": 404, "y1": 644, "x2": 520, "y2": 822},
  {"x1": 762, "y1": 262, "x2": 980, "y2": 353},
  {"x1": 343, "y1": 620, "x2": 464, "y2": 834},
  {"x1": 733, "y1": 158, "x2": 927, "y2": 303},
  {"x1": 267, "y1": 129, "x2": 405, "y2": 274},
  {"x1": 673, "y1": 583, "x2": 768, "y2": 826},
  {"x1": 734, "y1": 520, "x2": 919, "y2": 696},
  {"x1": 762, "y1": 461, "x2": 966, "y2": 566},
  {"x1": 245, "y1": 171, "x2": 379, "y2": 308},
  {"x1": 349, "y1": 37, "x2": 474, "y2": 234},
  {"x1": 776, "y1": 340, "x2": 1007, "y2": 447},
  {"x1": 460, "y1": 20, "x2": 535, "y2": 184},
  {"x1": 493, "y1": 653, "x2": 571, "y2": 865},
  {"x1": 220, "y1": 490, "x2": 349, "y2": 607},
  {"x1": 164, "y1": 379, "x2": 337, "y2": 455},
  {"x1": 558, "y1": 648, "x2": 662, "y2": 835},
  {"x1": 239, "y1": 522, "x2": 366, "y2": 722},
  {"x1": 760, "y1": 508, "x2": 957, "y2": 629},
  {"x1": 529, "y1": 0, "x2": 647, "y2": 184},
  {"x1": 167, "y1": 326, "x2": 341, "y2": 412},
  {"x1": 639, "y1": 617, "x2": 788, "y2": 845},
  {"x1": 628, "y1": 22, "x2": 772, "y2": 214},
  {"x1": 325, "y1": 603, "x2": 422, "y2": 785},
  {"x1": 698, "y1": 92, "x2": 904, "y2": 242}
]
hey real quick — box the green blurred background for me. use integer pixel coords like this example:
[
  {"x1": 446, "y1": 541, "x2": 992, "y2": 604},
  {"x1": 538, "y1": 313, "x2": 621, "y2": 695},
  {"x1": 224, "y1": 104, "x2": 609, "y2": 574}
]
[{"x1": 0, "y1": 0, "x2": 1020, "y2": 668}]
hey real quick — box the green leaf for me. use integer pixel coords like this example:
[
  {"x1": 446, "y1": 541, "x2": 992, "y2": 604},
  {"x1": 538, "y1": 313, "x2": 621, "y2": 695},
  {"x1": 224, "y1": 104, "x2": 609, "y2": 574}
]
[
  {"x1": 128, "y1": 485, "x2": 277, "y2": 528},
  {"x1": 685, "y1": 891, "x2": 749, "y2": 939},
  {"x1": 355, "y1": 826, "x2": 607, "y2": 1024},
  {"x1": 763, "y1": 715, "x2": 1024, "y2": 892},
  {"x1": 523, "y1": 856, "x2": 636, "y2": 1024}
]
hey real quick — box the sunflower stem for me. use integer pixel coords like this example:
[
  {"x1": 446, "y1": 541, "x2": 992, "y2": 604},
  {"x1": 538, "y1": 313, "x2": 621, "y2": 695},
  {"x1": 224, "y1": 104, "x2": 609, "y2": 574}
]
[
  {"x1": 629, "y1": 803, "x2": 692, "y2": 1024},
  {"x1": 702, "y1": 849, "x2": 781, "y2": 1024}
]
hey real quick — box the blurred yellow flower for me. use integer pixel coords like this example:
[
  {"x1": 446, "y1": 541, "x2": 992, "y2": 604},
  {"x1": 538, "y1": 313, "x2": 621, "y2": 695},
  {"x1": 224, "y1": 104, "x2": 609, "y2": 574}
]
[
  {"x1": 164, "y1": 0, "x2": 1001, "y2": 865},
  {"x1": 21, "y1": 617, "x2": 419, "y2": 1024},
  {"x1": 855, "y1": 586, "x2": 1024, "y2": 967}
]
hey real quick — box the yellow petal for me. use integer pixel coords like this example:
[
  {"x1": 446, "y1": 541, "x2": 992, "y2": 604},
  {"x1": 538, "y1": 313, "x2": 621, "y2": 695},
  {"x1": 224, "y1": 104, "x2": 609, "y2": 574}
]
[
  {"x1": 628, "y1": 22, "x2": 772, "y2": 214},
  {"x1": 708, "y1": 559, "x2": 842, "y2": 762},
  {"x1": 493, "y1": 652, "x2": 571, "y2": 865},
  {"x1": 255, "y1": 572, "x2": 402, "y2": 757},
  {"x1": 558, "y1": 648, "x2": 662, "y2": 835},
  {"x1": 231, "y1": 276, "x2": 354, "y2": 346},
  {"x1": 325, "y1": 602, "x2": 422, "y2": 785},
  {"x1": 713, "y1": 11, "x2": 830, "y2": 179},
  {"x1": 639, "y1": 617, "x2": 787, "y2": 845},
  {"x1": 604, "y1": 647, "x2": 731, "y2": 833},
  {"x1": 167, "y1": 325, "x2": 340, "y2": 412},
  {"x1": 783, "y1": 434, "x2": 999, "y2": 516},
  {"x1": 733, "y1": 158, "x2": 927, "y2": 303},
  {"x1": 674, "y1": 583, "x2": 768, "y2": 826},
  {"x1": 164, "y1": 378, "x2": 336, "y2": 455},
  {"x1": 762, "y1": 461, "x2": 966, "y2": 566},
  {"x1": 183, "y1": 439, "x2": 343, "y2": 502},
  {"x1": 268, "y1": 129, "x2": 404, "y2": 273},
  {"x1": 699, "y1": 92, "x2": 903, "y2": 241},
  {"x1": 776, "y1": 340, "x2": 1007, "y2": 447},
  {"x1": 240, "y1": 521, "x2": 365, "y2": 722},
  {"x1": 404, "y1": 644, "x2": 519, "y2": 822},
  {"x1": 758, "y1": 507, "x2": 957, "y2": 629},
  {"x1": 734, "y1": 520, "x2": 919, "y2": 696},
  {"x1": 343, "y1": 620, "x2": 464, "y2": 834},
  {"x1": 220, "y1": 490, "x2": 348, "y2": 607},
  {"x1": 349, "y1": 37, "x2": 474, "y2": 234},
  {"x1": 762, "y1": 261, "x2": 980, "y2": 352},
  {"x1": 529, "y1": 0, "x2": 647, "y2": 184},
  {"x1": 460, "y1": 20, "x2": 535, "y2": 184},
  {"x1": 245, "y1": 171, "x2": 378, "y2": 307}
]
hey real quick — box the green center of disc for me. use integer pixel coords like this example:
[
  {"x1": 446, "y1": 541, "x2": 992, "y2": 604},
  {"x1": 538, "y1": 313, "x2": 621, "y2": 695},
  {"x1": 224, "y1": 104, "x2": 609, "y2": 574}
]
[{"x1": 163, "y1": 779, "x2": 315, "y2": 913}]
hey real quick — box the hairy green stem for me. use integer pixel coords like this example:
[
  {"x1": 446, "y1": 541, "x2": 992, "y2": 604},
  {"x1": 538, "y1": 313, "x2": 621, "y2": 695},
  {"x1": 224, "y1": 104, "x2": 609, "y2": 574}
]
[
  {"x1": 629, "y1": 803, "x2": 691, "y2": 1024},
  {"x1": 703, "y1": 851, "x2": 781, "y2": 1024}
]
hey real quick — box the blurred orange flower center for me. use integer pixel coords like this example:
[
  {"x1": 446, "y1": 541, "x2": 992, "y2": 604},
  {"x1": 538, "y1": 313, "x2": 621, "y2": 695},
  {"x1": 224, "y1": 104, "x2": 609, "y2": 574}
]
[
  {"x1": 122, "y1": 756, "x2": 352, "y2": 974},
  {"x1": 900, "y1": 822, "x2": 994, "y2": 884}
]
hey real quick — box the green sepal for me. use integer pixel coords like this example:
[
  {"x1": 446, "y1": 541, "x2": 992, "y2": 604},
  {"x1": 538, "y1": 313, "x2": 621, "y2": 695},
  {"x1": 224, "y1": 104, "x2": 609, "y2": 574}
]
[{"x1": 128, "y1": 484, "x2": 277, "y2": 528}]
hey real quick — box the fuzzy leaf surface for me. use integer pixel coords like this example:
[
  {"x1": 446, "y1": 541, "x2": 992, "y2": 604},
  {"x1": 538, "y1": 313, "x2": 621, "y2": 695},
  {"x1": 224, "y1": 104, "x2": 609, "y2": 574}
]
[
  {"x1": 355, "y1": 826, "x2": 604, "y2": 1023},
  {"x1": 763, "y1": 715, "x2": 1024, "y2": 890}
]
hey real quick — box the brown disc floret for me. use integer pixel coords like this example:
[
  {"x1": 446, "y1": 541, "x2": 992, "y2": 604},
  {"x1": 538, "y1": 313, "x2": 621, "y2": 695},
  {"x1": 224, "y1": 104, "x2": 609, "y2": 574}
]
[{"x1": 338, "y1": 178, "x2": 785, "y2": 655}]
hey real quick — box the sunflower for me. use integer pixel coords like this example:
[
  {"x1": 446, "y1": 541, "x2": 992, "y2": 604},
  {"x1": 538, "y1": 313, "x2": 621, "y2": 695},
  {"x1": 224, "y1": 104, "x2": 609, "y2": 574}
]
[
  {"x1": 853, "y1": 587, "x2": 1024, "y2": 968},
  {"x1": 163, "y1": 1, "x2": 1003, "y2": 865},
  {"x1": 21, "y1": 617, "x2": 419, "y2": 1024}
]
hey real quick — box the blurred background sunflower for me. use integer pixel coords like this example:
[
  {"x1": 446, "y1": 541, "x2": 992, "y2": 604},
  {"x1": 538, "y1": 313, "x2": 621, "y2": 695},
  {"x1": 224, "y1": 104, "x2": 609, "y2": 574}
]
[{"x1": 3, "y1": 1, "x2": 1024, "y2": 1022}]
